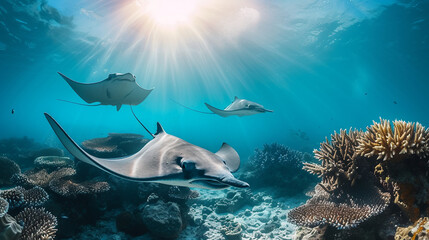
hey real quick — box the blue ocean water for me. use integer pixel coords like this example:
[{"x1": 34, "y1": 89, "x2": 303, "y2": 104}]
[{"x1": 1, "y1": 0, "x2": 428, "y2": 161}]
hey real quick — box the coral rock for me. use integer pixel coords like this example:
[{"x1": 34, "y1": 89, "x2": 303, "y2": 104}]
[
  {"x1": 141, "y1": 200, "x2": 183, "y2": 239},
  {"x1": 0, "y1": 198, "x2": 8, "y2": 218},
  {"x1": 49, "y1": 178, "x2": 110, "y2": 197},
  {"x1": 115, "y1": 211, "x2": 146, "y2": 236},
  {"x1": 34, "y1": 156, "x2": 74, "y2": 170}
]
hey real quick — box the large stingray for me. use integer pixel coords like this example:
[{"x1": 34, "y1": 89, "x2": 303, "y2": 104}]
[
  {"x1": 44, "y1": 113, "x2": 249, "y2": 190},
  {"x1": 58, "y1": 72, "x2": 153, "y2": 111},
  {"x1": 174, "y1": 96, "x2": 273, "y2": 117}
]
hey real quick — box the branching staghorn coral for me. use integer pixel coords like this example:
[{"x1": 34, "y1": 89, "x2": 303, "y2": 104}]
[
  {"x1": 357, "y1": 118, "x2": 429, "y2": 161},
  {"x1": 15, "y1": 207, "x2": 57, "y2": 240},
  {"x1": 49, "y1": 178, "x2": 110, "y2": 197},
  {"x1": 0, "y1": 187, "x2": 24, "y2": 209},
  {"x1": 288, "y1": 185, "x2": 390, "y2": 230},
  {"x1": 303, "y1": 128, "x2": 363, "y2": 193}
]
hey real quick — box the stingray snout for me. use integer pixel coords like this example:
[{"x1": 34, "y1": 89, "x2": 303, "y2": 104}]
[{"x1": 220, "y1": 176, "x2": 250, "y2": 188}]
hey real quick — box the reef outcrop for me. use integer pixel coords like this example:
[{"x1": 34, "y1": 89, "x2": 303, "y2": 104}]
[{"x1": 289, "y1": 118, "x2": 429, "y2": 239}]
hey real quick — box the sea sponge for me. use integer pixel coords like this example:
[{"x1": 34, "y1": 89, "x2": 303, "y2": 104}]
[
  {"x1": 0, "y1": 198, "x2": 8, "y2": 218},
  {"x1": 0, "y1": 157, "x2": 21, "y2": 186},
  {"x1": 288, "y1": 185, "x2": 390, "y2": 230},
  {"x1": 303, "y1": 128, "x2": 363, "y2": 193},
  {"x1": 49, "y1": 178, "x2": 110, "y2": 197},
  {"x1": 357, "y1": 118, "x2": 429, "y2": 161},
  {"x1": 14, "y1": 207, "x2": 57, "y2": 240},
  {"x1": 34, "y1": 156, "x2": 74, "y2": 170}
]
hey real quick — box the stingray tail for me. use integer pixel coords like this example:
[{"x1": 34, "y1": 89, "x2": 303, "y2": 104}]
[
  {"x1": 57, "y1": 99, "x2": 102, "y2": 107},
  {"x1": 170, "y1": 98, "x2": 214, "y2": 115},
  {"x1": 130, "y1": 106, "x2": 155, "y2": 138}
]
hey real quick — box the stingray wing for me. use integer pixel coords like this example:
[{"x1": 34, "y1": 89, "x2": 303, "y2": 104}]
[
  {"x1": 204, "y1": 103, "x2": 234, "y2": 117},
  {"x1": 216, "y1": 143, "x2": 240, "y2": 172},
  {"x1": 44, "y1": 113, "x2": 181, "y2": 181},
  {"x1": 58, "y1": 72, "x2": 107, "y2": 104}
]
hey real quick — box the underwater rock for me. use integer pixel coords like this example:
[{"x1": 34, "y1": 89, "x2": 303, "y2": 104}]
[
  {"x1": 14, "y1": 207, "x2": 57, "y2": 240},
  {"x1": 241, "y1": 143, "x2": 317, "y2": 196},
  {"x1": 0, "y1": 214, "x2": 23, "y2": 240},
  {"x1": 81, "y1": 133, "x2": 149, "y2": 158},
  {"x1": 221, "y1": 219, "x2": 242, "y2": 240},
  {"x1": 215, "y1": 189, "x2": 261, "y2": 214},
  {"x1": 0, "y1": 157, "x2": 20, "y2": 187},
  {"x1": 34, "y1": 156, "x2": 74, "y2": 170},
  {"x1": 140, "y1": 200, "x2": 183, "y2": 239},
  {"x1": 115, "y1": 211, "x2": 146, "y2": 236},
  {"x1": 294, "y1": 226, "x2": 327, "y2": 240}
]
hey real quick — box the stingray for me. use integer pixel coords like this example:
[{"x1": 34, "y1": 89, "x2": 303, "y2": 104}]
[
  {"x1": 58, "y1": 72, "x2": 153, "y2": 111},
  {"x1": 174, "y1": 96, "x2": 273, "y2": 117},
  {"x1": 44, "y1": 113, "x2": 249, "y2": 190}
]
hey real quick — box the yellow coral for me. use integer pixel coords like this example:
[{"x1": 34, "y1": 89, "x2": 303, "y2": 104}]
[{"x1": 357, "y1": 118, "x2": 429, "y2": 161}]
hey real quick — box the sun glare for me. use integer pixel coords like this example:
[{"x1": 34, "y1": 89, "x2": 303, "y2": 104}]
[{"x1": 138, "y1": 0, "x2": 198, "y2": 27}]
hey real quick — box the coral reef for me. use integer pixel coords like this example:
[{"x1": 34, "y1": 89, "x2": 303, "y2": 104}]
[
  {"x1": 0, "y1": 214, "x2": 23, "y2": 240},
  {"x1": 49, "y1": 178, "x2": 110, "y2": 197},
  {"x1": 34, "y1": 156, "x2": 74, "y2": 170},
  {"x1": 241, "y1": 143, "x2": 317, "y2": 196},
  {"x1": 0, "y1": 186, "x2": 49, "y2": 209},
  {"x1": 81, "y1": 133, "x2": 149, "y2": 158},
  {"x1": 288, "y1": 185, "x2": 390, "y2": 229},
  {"x1": 303, "y1": 128, "x2": 363, "y2": 193},
  {"x1": 395, "y1": 217, "x2": 429, "y2": 240},
  {"x1": 357, "y1": 118, "x2": 429, "y2": 161},
  {"x1": 290, "y1": 118, "x2": 429, "y2": 239},
  {"x1": 15, "y1": 207, "x2": 58, "y2": 240},
  {"x1": 0, "y1": 157, "x2": 21, "y2": 187},
  {"x1": 11, "y1": 168, "x2": 77, "y2": 188}
]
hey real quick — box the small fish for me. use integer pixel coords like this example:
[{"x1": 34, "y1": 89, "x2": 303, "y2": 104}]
[
  {"x1": 393, "y1": 101, "x2": 398, "y2": 104},
  {"x1": 11, "y1": 109, "x2": 14, "y2": 114},
  {"x1": 364, "y1": 93, "x2": 367, "y2": 96},
  {"x1": 60, "y1": 215, "x2": 69, "y2": 219}
]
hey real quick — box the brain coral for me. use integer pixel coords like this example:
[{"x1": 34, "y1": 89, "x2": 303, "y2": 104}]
[
  {"x1": 357, "y1": 118, "x2": 429, "y2": 161},
  {"x1": 304, "y1": 128, "x2": 363, "y2": 193},
  {"x1": 14, "y1": 207, "x2": 57, "y2": 240}
]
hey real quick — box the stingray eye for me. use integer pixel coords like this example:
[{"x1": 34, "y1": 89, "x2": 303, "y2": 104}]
[{"x1": 182, "y1": 160, "x2": 196, "y2": 170}]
